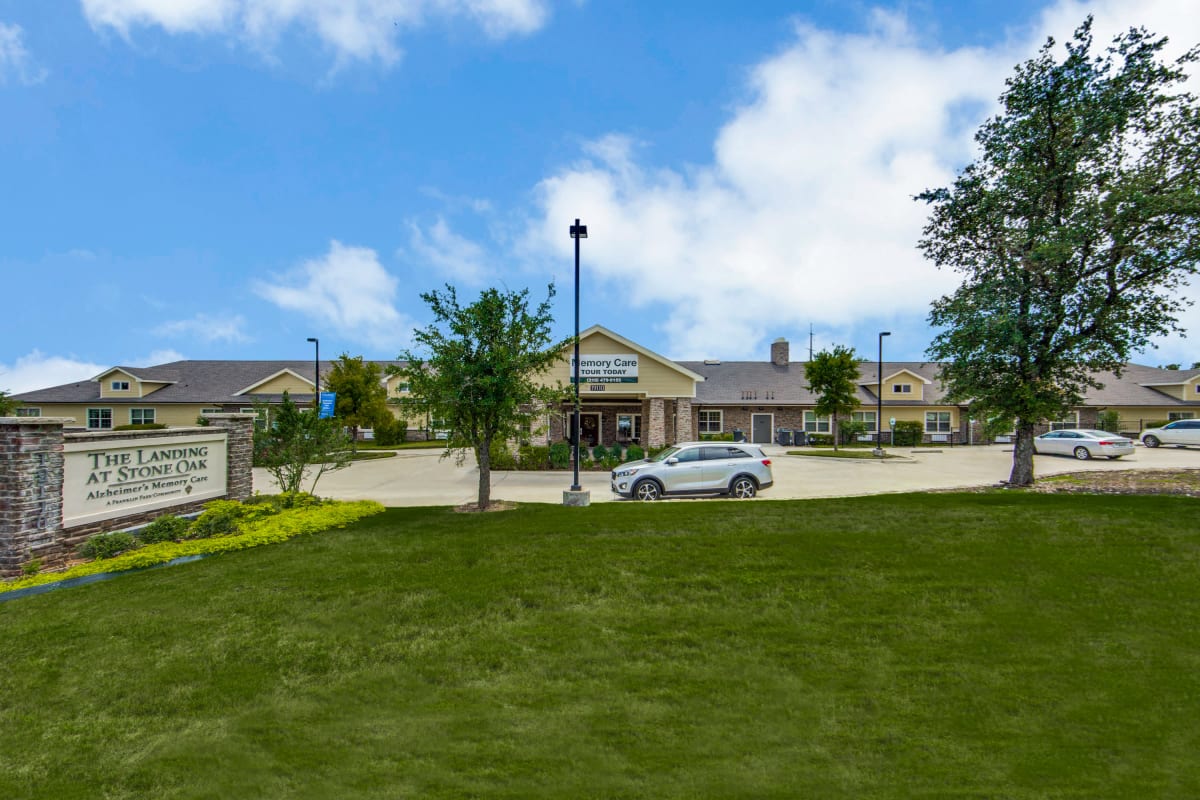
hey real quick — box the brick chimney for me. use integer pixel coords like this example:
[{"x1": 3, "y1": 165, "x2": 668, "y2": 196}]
[{"x1": 770, "y1": 337, "x2": 789, "y2": 366}]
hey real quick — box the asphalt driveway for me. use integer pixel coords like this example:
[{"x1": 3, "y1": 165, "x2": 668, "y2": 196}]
[{"x1": 254, "y1": 444, "x2": 1200, "y2": 506}]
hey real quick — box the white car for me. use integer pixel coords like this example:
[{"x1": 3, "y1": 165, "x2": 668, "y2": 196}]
[
  {"x1": 1033, "y1": 429, "x2": 1134, "y2": 460},
  {"x1": 611, "y1": 442, "x2": 774, "y2": 500},
  {"x1": 1141, "y1": 419, "x2": 1200, "y2": 449}
]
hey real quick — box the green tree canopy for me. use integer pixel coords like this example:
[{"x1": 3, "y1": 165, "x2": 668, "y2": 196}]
[
  {"x1": 918, "y1": 18, "x2": 1200, "y2": 486},
  {"x1": 396, "y1": 284, "x2": 566, "y2": 510},
  {"x1": 0, "y1": 391, "x2": 19, "y2": 416},
  {"x1": 252, "y1": 392, "x2": 351, "y2": 499},
  {"x1": 805, "y1": 345, "x2": 861, "y2": 451},
  {"x1": 325, "y1": 354, "x2": 390, "y2": 450}
]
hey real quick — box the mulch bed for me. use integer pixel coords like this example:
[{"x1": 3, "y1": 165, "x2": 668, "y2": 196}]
[{"x1": 1026, "y1": 469, "x2": 1200, "y2": 497}]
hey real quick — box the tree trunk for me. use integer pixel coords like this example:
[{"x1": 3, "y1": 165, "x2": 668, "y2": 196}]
[
  {"x1": 1009, "y1": 420, "x2": 1037, "y2": 486},
  {"x1": 832, "y1": 416, "x2": 839, "y2": 451},
  {"x1": 475, "y1": 439, "x2": 491, "y2": 510}
]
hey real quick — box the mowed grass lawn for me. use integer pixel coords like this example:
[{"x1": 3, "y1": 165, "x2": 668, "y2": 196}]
[{"x1": 3, "y1": 494, "x2": 1199, "y2": 799}]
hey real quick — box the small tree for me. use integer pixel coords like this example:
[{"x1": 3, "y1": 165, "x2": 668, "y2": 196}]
[
  {"x1": 396, "y1": 284, "x2": 567, "y2": 510},
  {"x1": 918, "y1": 19, "x2": 1200, "y2": 486},
  {"x1": 0, "y1": 390, "x2": 18, "y2": 416},
  {"x1": 805, "y1": 346, "x2": 862, "y2": 451},
  {"x1": 325, "y1": 354, "x2": 390, "y2": 451},
  {"x1": 253, "y1": 392, "x2": 351, "y2": 499}
]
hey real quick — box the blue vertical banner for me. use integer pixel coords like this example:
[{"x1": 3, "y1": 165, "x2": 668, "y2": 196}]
[{"x1": 318, "y1": 392, "x2": 337, "y2": 419}]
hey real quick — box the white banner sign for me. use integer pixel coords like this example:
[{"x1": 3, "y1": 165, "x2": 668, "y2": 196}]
[
  {"x1": 570, "y1": 354, "x2": 639, "y2": 383},
  {"x1": 63, "y1": 432, "x2": 228, "y2": 527}
]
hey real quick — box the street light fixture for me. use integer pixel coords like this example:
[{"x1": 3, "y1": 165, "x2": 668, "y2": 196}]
[
  {"x1": 569, "y1": 219, "x2": 587, "y2": 494},
  {"x1": 875, "y1": 331, "x2": 891, "y2": 456},
  {"x1": 306, "y1": 337, "x2": 319, "y2": 410}
]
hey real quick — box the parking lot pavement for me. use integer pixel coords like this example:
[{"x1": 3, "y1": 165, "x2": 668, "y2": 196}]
[{"x1": 254, "y1": 444, "x2": 1199, "y2": 507}]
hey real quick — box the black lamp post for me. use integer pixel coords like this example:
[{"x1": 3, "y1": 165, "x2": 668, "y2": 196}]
[
  {"x1": 569, "y1": 219, "x2": 587, "y2": 492},
  {"x1": 307, "y1": 337, "x2": 319, "y2": 410},
  {"x1": 875, "y1": 331, "x2": 891, "y2": 455}
]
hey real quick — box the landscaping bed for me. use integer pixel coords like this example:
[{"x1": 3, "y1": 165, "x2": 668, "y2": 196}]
[{"x1": 1030, "y1": 468, "x2": 1200, "y2": 497}]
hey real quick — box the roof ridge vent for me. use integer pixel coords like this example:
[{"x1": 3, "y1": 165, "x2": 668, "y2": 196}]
[{"x1": 703, "y1": 359, "x2": 721, "y2": 365}]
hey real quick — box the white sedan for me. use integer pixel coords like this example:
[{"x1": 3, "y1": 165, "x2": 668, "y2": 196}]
[{"x1": 1033, "y1": 429, "x2": 1135, "y2": 460}]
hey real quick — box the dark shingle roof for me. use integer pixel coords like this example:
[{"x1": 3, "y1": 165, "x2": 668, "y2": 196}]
[
  {"x1": 678, "y1": 360, "x2": 950, "y2": 406},
  {"x1": 13, "y1": 360, "x2": 408, "y2": 405}
]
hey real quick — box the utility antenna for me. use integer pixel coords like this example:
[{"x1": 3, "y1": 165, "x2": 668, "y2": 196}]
[{"x1": 808, "y1": 324, "x2": 814, "y2": 362}]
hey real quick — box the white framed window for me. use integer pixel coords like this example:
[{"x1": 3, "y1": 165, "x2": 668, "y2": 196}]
[
  {"x1": 617, "y1": 413, "x2": 641, "y2": 441},
  {"x1": 394, "y1": 382, "x2": 411, "y2": 393},
  {"x1": 201, "y1": 408, "x2": 221, "y2": 415},
  {"x1": 698, "y1": 410, "x2": 723, "y2": 434},
  {"x1": 1168, "y1": 411, "x2": 1196, "y2": 421},
  {"x1": 892, "y1": 384, "x2": 912, "y2": 394},
  {"x1": 87, "y1": 408, "x2": 113, "y2": 430},
  {"x1": 110, "y1": 380, "x2": 130, "y2": 391},
  {"x1": 925, "y1": 411, "x2": 952, "y2": 433},
  {"x1": 1048, "y1": 411, "x2": 1078, "y2": 430},
  {"x1": 15, "y1": 407, "x2": 41, "y2": 417},
  {"x1": 242, "y1": 407, "x2": 268, "y2": 430},
  {"x1": 130, "y1": 408, "x2": 156, "y2": 425},
  {"x1": 803, "y1": 411, "x2": 831, "y2": 433},
  {"x1": 851, "y1": 411, "x2": 878, "y2": 431}
]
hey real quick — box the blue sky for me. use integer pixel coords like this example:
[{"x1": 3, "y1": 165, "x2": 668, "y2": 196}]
[{"x1": 1, "y1": 0, "x2": 1197, "y2": 392}]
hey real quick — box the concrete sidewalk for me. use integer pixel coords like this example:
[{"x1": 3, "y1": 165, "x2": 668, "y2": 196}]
[{"x1": 254, "y1": 444, "x2": 1199, "y2": 507}]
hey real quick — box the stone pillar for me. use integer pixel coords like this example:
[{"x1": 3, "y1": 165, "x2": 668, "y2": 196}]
[
  {"x1": 529, "y1": 401, "x2": 550, "y2": 446},
  {"x1": 203, "y1": 413, "x2": 256, "y2": 501},
  {"x1": 647, "y1": 398, "x2": 666, "y2": 448},
  {"x1": 0, "y1": 418, "x2": 69, "y2": 577},
  {"x1": 676, "y1": 398, "x2": 693, "y2": 442}
]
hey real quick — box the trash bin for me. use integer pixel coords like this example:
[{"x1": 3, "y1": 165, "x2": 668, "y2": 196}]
[
  {"x1": 793, "y1": 430, "x2": 807, "y2": 446},
  {"x1": 732, "y1": 428, "x2": 746, "y2": 442},
  {"x1": 776, "y1": 428, "x2": 793, "y2": 446}
]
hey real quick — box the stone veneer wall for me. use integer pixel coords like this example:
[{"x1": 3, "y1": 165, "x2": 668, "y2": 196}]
[{"x1": 0, "y1": 414, "x2": 254, "y2": 577}]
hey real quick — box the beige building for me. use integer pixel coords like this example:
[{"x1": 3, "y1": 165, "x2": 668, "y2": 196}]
[{"x1": 12, "y1": 326, "x2": 1199, "y2": 446}]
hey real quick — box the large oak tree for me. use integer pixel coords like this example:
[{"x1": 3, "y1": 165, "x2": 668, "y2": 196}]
[{"x1": 918, "y1": 18, "x2": 1200, "y2": 486}]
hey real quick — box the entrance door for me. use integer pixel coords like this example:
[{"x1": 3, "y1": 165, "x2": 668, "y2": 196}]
[
  {"x1": 579, "y1": 413, "x2": 601, "y2": 447},
  {"x1": 751, "y1": 413, "x2": 773, "y2": 444}
]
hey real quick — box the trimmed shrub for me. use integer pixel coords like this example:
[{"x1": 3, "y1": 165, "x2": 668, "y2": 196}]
[
  {"x1": 373, "y1": 416, "x2": 408, "y2": 446},
  {"x1": 838, "y1": 419, "x2": 868, "y2": 445},
  {"x1": 488, "y1": 439, "x2": 518, "y2": 471},
  {"x1": 608, "y1": 444, "x2": 623, "y2": 462},
  {"x1": 807, "y1": 433, "x2": 833, "y2": 447},
  {"x1": 137, "y1": 515, "x2": 191, "y2": 545},
  {"x1": 518, "y1": 445, "x2": 550, "y2": 470},
  {"x1": 188, "y1": 500, "x2": 249, "y2": 539},
  {"x1": 592, "y1": 444, "x2": 608, "y2": 461},
  {"x1": 626, "y1": 444, "x2": 645, "y2": 461},
  {"x1": 1143, "y1": 420, "x2": 1170, "y2": 430},
  {"x1": 549, "y1": 441, "x2": 571, "y2": 469},
  {"x1": 114, "y1": 423, "x2": 167, "y2": 431},
  {"x1": 1096, "y1": 410, "x2": 1121, "y2": 433},
  {"x1": 893, "y1": 420, "x2": 924, "y2": 446},
  {"x1": 79, "y1": 532, "x2": 138, "y2": 560},
  {"x1": 700, "y1": 432, "x2": 735, "y2": 441}
]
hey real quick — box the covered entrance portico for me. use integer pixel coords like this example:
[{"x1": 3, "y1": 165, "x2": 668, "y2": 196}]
[{"x1": 535, "y1": 326, "x2": 705, "y2": 449}]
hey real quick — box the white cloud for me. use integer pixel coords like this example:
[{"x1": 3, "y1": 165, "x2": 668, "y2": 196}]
[
  {"x1": 521, "y1": 0, "x2": 1200, "y2": 360},
  {"x1": 1, "y1": 352, "x2": 106, "y2": 395},
  {"x1": 129, "y1": 349, "x2": 187, "y2": 366},
  {"x1": 254, "y1": 240, "x2": 412, "y2": 349},
  {"x1": 154, "y1": 313, "x2": 250, "y2": 343},
  {"x1": 405, "y1": 217, "x2": 490, "y2": 284},
  {"x1": 80, "y1": 0, "x2": 549, "y2": 66},
  {"x1": 0, "y1": 21, "x2": 47, "y2": 85}
]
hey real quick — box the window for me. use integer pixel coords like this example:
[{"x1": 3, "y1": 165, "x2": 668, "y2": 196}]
[
  {"x1": 395, "y1": 382, "x2": 411, "y2": 393},
  {"x1": 130, "y1": 408, "x2": 156, "y2": 425},
  {"x1": 1049, "y1": 412, "x2": 1078, "y2": 430},
  {"x1": 698, "y1": 410, "x2": 723, "y2": 434},
  {"x1": 87, "y1": 408, "x2": 113, "y2": 430},
  {"x1": 851, "y1": 411, "x2": 878, "y2": 431},
  {"x1": 15, "y1": 407, "x2": 41, "y2": 417},
  {"x1": 1168, "y1": 411, "x2": 1196, "y2": 421},
  {"x1": 201, "y1": 408, "x2": 221, "y2": 415},
  {"x1": 702, "y1": 446, "x2": 750, "y2": 460},
  {"x1": 892, "y1": 384, "x2": 912, "y2": 394},
  {"x1": 925, "y1": 411, "x2": 952, "y2": 433},
  {"x1": 803, "y1": 411, "x2": 831, "y2": 433},
  {"x1": 110, "y1": 380, "x2": 130, "y2": 391},
  {"x1": 617, "y1": 413, "x2": 641, "y2": 441},
  {"x1": 242, "y1": 407, "x2": 268, "y2": 430}
]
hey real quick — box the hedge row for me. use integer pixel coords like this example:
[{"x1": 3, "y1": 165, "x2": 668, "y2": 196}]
[{"x1": 2, "y1": 497, "x2": 385, "y2": 594}]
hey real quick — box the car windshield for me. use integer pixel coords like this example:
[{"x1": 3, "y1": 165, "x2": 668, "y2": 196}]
[{"x1": 648, "y1": 446, "x2": 682, "y2": 463}]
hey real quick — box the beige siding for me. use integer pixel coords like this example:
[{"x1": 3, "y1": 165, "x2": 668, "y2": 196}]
[
  {"x1": 15, "y1": 404, "x2": 214, "y2": 428},
  {"x1": 97, "y1": 369, "x2": 141, "y2": 399},
  {"x1": 882, "y1": 371, "x2": 925, "y2": 402},
  {"x1": 543, "y1": 332, "x2": 697, "y2": 398},
  {"x1": 1102, "y1": 406, "x2": 1196, "y2": 428},
  {"x1": 246, "y1": 372, "x2": 313, "y2": 396}
]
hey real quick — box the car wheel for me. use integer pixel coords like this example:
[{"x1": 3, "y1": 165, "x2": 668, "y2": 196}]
[
  {"x1": 1144, "y1": 435, "x2": 1160, "y2": 448},
  {"x1": 1073, "y1": 446, "x2": 1091, "y2": 460},
  {"x1": 633, "y1": 480, "x2": 661, "y2": 501},
  {"x1": 1108, "y1": 455, "x2": 1122, "y2": 460},
  {"x1": 729, "y1": 476, "x2": 757, "y2": 499}
]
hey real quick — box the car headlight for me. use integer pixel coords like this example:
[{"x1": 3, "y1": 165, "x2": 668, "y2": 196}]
[{"x1": 615, "y1": 467, "x2": 639, "y2": 478}]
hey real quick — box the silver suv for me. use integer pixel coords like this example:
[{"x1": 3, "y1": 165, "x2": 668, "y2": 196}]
[{"x1": 611, "y1": 442, "x2": 774, "y2": 501}]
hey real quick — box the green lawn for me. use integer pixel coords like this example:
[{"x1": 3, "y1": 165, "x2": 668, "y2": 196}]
[
  {"x1": 3, "y1": 494, "x2": 1199, "y2": 798},
  {"x1": 787, "y1": 448, "x2": 901, "y2": 459}
]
